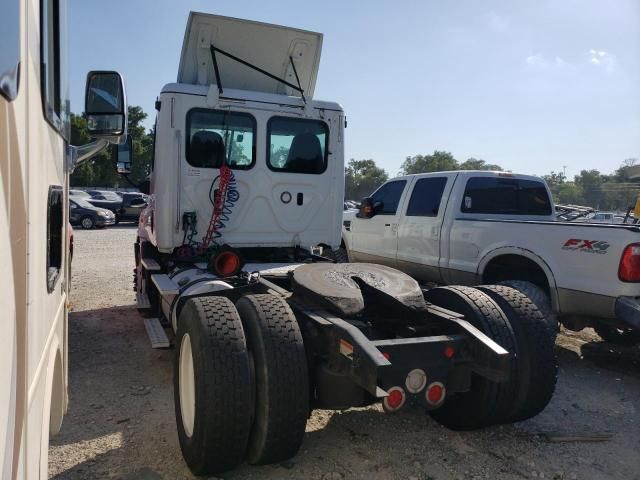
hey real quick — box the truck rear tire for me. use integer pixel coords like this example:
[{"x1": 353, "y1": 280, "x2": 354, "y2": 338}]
[
  {"x1": 423, "y1": 286, "x2": 519, "y2": 430},
  {"x1": 498, "y1": 280, "x2": 557, "y2": 332},
  {"x1": 174, "y1": 297, "x2": 253, "y2": 475},
  {"x1": 235, "y1": 294, "x2": 309, "y2": 465},
  {"x1": 476, "y1": 285, "x2": 558, "y2": 421}
]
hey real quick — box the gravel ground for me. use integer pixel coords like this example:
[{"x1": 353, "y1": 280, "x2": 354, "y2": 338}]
[{"x1": 49, "y1": 226, "x2": 640, "y2": 480}]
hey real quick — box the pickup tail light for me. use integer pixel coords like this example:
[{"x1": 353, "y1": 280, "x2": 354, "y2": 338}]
[{"x1": 619, "y1": 243, "x2": 640, "y2": 282}]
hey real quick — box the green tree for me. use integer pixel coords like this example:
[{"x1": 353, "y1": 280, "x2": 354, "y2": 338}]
[
  {"x1": 345, "y1": 159, "x2": 389, "y2": 200},
  {"x1": 400, "y1": 150, "x2": 458, "y2": 175},
  {"x1": 459, "y1": 158, "x2": 503, "y2": 171}
]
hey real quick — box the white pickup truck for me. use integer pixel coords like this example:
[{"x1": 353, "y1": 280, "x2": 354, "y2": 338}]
[{"x1": 338, "y1": 170, "x2": 640, "y2": 344}]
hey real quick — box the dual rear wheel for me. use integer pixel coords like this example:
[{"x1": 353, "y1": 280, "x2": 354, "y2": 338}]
[
  {"x1": 424, "y1": 285, "x2": 557, "y2": 430},
  {"x1": 173, "y1": 295, "x2": 309, "y2": 475}
]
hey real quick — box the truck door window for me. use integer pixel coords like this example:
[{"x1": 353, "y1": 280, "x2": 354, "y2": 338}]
[
  {"x1": 186, "y1": 108, "x2": 256, "y2": 169},
  {"x1": 406, "y1": 177, "x2": 447, "y2": 217},
  {"x1": 370, "y1": 180, "x2": 407, "y2": 215},
  {"x1": 41, "y1": 0, "x2": 70, "y2": 139},
  {"x1": 0, "y1": 0, "x2": 20, "y2": 100},
  {"x1": 461, "y1": 177, "x2": 552, "y2": 215},
  {"x1": 47, "y1": 186, "x2": 63, "y2": 293},
  {"x1": 267, "y1": 116, "x2": 328, "y2": 174}
]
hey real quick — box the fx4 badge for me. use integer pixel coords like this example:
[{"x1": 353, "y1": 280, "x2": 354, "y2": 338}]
[{"x1": 562, "y1": 238, "x2": 610, "y2": 254}]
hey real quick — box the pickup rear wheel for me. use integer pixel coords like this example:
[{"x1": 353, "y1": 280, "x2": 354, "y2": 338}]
[
  {"x1": 476, "y1": 285, "x2": 558, "y2": 421},
  {"x1": 235, "y1": 294, "x2": 309, "y2": 465},
  {"x1": 423, "y1": 286, "x2": 519, "y2": 430},
  {"x1": 324, "y1": 247, "x2": 349, "y2": 263},
  {"x1": 174, "y1": 297, "x2": 253, "y2": 475}
]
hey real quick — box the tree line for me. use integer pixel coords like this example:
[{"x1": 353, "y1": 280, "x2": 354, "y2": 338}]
[{"x1": 69, "y1": 105, "x2": 637, "y2": 212}]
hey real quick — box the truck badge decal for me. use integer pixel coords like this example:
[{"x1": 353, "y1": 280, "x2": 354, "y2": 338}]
[
  {"x1": 562, "y1": 238, "x2": 610, "y2": 254},
  {"x1": 339, "y1": 339, "x2": 354, "y2": 360}
]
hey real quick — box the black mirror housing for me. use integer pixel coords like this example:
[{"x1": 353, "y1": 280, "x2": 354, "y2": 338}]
[
  {"x1": 85, "y1": 71, "x2": 127, "y2": 138},
  {"x1": 357, "y1": 197, "x2": 375, "y2": 218},
  {"x1": 112, "y1": 135, "x2": 133, "y2": 174}
]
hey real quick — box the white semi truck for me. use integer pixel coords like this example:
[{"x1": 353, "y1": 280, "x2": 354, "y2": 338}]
[
  {"x1": 134, "y1": 12, "x2": 558, "y2": 476},
  {"x1": 1, "y1": 0, "x2": 128, "y2": 477}
]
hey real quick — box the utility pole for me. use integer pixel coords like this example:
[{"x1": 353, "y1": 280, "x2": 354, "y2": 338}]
[{"x1": 562, "y1": 165, "x2": 567, "y2": 179}]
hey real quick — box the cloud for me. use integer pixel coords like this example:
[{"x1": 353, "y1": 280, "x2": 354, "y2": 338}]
[
  {"x1": 525, "y1": 54, "x2": 567, "y2": 70},
  {"x1": 484, "y1": 12, "x2": 509, "y2": 32},
  {"x1": 588, "y1": 49, "x2": 616, "y2": 72}
]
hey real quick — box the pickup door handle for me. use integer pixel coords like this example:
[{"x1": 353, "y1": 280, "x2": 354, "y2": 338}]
[{"x1": 384, "y1": 223, "x2": 391, "y2": 226}]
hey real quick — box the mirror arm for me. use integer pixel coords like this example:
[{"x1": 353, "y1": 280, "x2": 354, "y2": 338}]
[{"x1": 66, "y1": 139, "x2": 110, "y2": 173}]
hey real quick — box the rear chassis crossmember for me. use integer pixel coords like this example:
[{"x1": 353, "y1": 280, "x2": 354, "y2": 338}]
[{"x1": 257, "y1": 277, "x2": 511, "y2": 410}]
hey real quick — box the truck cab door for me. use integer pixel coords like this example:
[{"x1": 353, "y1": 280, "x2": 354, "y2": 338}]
[
  {"x1": 349, "y1": 179, "x2": 407, "y2": 266},
  {"x1": 396, "y1": 174, "x2": 454, "y2": 282}
]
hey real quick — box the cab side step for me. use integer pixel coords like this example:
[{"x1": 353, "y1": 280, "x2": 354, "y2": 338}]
[
  {"x1": 141, "y1": 257, "x2": 161, "y2": 271},
  {"x1": 151, "y1": 274, "x2": 180, "y2": 296},
  {"x1": 143, "y1": 317, "x2": 170, "y2": 348}
]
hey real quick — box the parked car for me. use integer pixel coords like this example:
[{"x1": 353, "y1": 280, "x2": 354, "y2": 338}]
[
  {"x1": 69, "y1": 198, "x2": 116, "y2": 229},
  {"x1": 587, "y1": 212, "x2": 624, "y2": 224},
  {"x1": 70, "y1": 189, "x2": 91, "y2": 198},
  {"x1": 338, "y1": 170, "x2": 640, "y2": 345},
  {"x1": 86, "y1": 190, "x2": 123, "y2": 215},
  {"x1": 117, "y1": 192, "x2": 149, "y2": 223}
]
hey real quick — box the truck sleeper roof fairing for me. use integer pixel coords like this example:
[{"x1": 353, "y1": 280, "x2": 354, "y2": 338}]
[{"x1": 178, "y1": 12, "x2": 323, "y2": 98}]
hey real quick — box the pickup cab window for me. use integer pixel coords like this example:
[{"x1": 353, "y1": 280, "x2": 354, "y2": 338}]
[
  {"x1": 406, "y1": 177, "x2": 447, "y2": 217},
  {"x1": 461, "y1": 177, "x2": 551, "y2": 215},
  {"x1": 371, "y1": 180, "x2": 406, "y2": 215}
]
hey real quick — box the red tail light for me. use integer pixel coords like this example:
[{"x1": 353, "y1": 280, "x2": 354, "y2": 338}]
[
  {"x1": 382, "y1": 386, "x2": 406, "y2": 412},
  {"x1": 619, "y1": 243, "x2": 640, "y2": 282}
]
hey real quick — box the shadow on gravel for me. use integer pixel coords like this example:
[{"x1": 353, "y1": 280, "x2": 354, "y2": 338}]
[{"x1": 580, "y1": 341, "x2": 640, "y2": 374}]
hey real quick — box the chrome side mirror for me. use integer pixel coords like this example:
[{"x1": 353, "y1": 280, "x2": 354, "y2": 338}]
[
  {"x1": 113, "y1": 135, "x2": 133, "y2": 174},
  {"x1": 85, "y1": 71, "x2": 127, "y2": 139}
]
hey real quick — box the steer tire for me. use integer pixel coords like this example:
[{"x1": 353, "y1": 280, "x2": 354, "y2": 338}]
[
  {"x1": 498, "y1": 280, "x2": 557, "y2": 332},
  {"x1": 174, "y1": 296, "x2": 252, "y2": 475},
  {"x1": 476, "y1": 285, "x2": 558, "y2": 422},
  {"x1": 236, "y1": 294, "x2": 309, "y2": 465},
  {"x1": 423, "y1": 286, "x2": 519, "y2": 430},
  {"x1": 324, "y1": 247, "x2": 349, "y2": 263}
]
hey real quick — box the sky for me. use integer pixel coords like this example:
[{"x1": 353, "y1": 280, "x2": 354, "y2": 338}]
[{"x1": 68, "y1": 0, "x2": 640, "y2": 179}]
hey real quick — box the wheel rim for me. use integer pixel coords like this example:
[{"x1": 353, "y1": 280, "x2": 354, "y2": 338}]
[
  {"x1": 179, "y1": 333, "x2": 196, "y2": 438},
  {"x1": 81, "y1": 218, "x2": 92, "y2": 229}
]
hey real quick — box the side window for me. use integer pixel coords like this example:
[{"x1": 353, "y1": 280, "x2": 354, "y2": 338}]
[
  {"x1": 461, "y1": 177, "x2": 552, "y2": 215},
  {"x1": 47, "y1": 186, "x2": 63, "y2": 293},
  {"x1": 406, "y1": 177, "x2": 447, "y2": 217},
  {"x1": 41, "y1": 0, "x2": 70, "y2": 139},
  {"x1": 186, "y1": 109, "x2": 256, "y2": 169},
  {"x1": 0, "y1": 0, "x2": 20, "y2": 101},
  {"x1": 371, "y1": 180, "x2": 407, "y2": 215},
  {"x1": 267, "y1": 116, "x2": 328, "y2": 174}
]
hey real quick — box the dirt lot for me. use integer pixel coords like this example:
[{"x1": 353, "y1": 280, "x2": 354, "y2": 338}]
[{"x1": 49, "y1": 226, "x2": 640, "y2": 480}]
